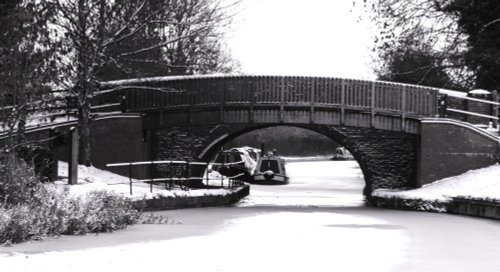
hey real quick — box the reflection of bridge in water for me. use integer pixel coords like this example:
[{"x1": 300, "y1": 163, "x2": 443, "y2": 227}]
[{"x1": 16, "y1": 75, "x2": 500, "y2": 196}]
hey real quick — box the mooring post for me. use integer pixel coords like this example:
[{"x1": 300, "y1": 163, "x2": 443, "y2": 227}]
[{"x1": 68, "y1": 127, "x2": 79, "y2": 185}]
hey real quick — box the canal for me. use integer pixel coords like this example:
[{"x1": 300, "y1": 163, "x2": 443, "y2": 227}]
[{"x1": 2, "y1": 160, "x2": 500, "y2": 271}]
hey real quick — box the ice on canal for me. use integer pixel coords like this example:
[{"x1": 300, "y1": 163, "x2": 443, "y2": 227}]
[
  {"x1": 3, "y1": 160, "x2": 500, "y2": 272},
  {"x1": 239, "y1": 160, "x2": 366, "y2": 207}
]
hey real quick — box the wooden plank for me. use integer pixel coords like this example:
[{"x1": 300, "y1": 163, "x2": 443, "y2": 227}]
[
  {"x1": 371, "y1": 81, "x2": 375, "y2": 127},
  {"x1": 310, "y1": 77, "x2": 316, "y2": 124},
  {"x1": 249, "y1": 77, "x2": 255, "y2": 123},
  {"x1": 280, "y1": 77, "x2": 285, "y2": 122},
  {"x1": 340, "y1": 78, "x2": 345, "y2": 125},
  {"x1": 401, "y1": 86, "x2": 406, "y2": 131}
]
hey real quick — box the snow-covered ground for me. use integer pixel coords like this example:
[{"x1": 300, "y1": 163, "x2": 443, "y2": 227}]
[
  {"x1": 55, "y1": 161, "x2": 237, "y2": 201},
  {"x1": 373, "y1": 163, "x2": 500, "y2": 202},
  {"x1": 4, "y1": 160, "x2": 500, "y2": 272}
]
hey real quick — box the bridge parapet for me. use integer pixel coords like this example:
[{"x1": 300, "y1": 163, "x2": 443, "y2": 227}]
[
  {"x1": 101, "y1": 75, "x2": 439, "y2": 118},
  {"x1": 98, "y1": 75, "x2": 441, "y2": 133}
]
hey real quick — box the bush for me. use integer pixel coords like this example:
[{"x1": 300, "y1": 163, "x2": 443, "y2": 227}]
[
  {"x1": 0, "y1": 154, "x2": 162, "y2": 244},
  {"x1": 63, "y1": 190, "x2": 141, "y2": 235},
  {"x1": 0, "y1": 154, "x2": 39, "y2": 205},
  {"x1": 0, "y1": 187, "x2": 145, "y2": 244}
]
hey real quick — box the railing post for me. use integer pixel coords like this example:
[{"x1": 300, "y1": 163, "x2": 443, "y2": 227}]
[
  {"x1": 206, "y1": 162, "x2": 210, "y2": 186},
  {"x1": 129, "y1": 163, "x2": 133, "y2": 195},
  {"x1": 185, "y1": 161, "x2": 191, "y2": 190},
  {"x1": 149, "y1": 161, "x2": 154, "y2": 193},
  {"x1": 492, "y1": 90, "x2": 498, "y2": 129},
  {"x1": 220, "y1": 157, "x2": 225, "y2": 188},
  {"x1": 120, "y1": 95, "x2": 127, "y2": 113},
  {"x1": 437, "y1": 94, "x2": 448, "y2": 118}
]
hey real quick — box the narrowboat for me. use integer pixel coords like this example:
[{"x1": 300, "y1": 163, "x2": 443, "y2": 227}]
[
  {"x1": 253, "y1": 151, "x2": 288, "y2": 184},
  {"x1": 331, "y1": 147, "x2": 354, "y2": 161},
  {"x1": 213, "y1": 147, "x2": 259, "y2": 181}
]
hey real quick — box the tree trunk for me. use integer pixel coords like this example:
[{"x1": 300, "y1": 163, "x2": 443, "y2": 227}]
[
  {"x1": 76, "y1": 0, "x2": 92, "y2": 167},
  {"x1": 78, "y1": 100, "x2": 92, "y2": 167}
]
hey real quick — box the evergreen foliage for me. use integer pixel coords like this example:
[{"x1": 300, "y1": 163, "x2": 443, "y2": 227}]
[
  {"x1": 359, "y1": 0, "x2": 500, "y2": 91},
  {"x1": 0, "y1": 0, "x2": 60, "y2": 151},
  {"x1": 0, "y1": 154, "x2": 165, "y2": 245},
  {"x1": 441, "y1": 0, "x2": 500, "y2": 91}
]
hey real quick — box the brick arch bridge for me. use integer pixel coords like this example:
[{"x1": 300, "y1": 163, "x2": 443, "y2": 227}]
[{"x1": 93, "y1": 75, "x2": 499, "y2": 194}]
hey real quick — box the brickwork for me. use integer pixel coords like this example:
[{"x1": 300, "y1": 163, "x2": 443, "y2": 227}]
[
  {"x1": 296, "y1": 125, "x2": 418, "y2": 194},
  {"x1": 17, "y1": 113, "x2": 498, "y2": 197},
  {"x1": 418, "y1": 120, "x2": 499, "y2": 186}
]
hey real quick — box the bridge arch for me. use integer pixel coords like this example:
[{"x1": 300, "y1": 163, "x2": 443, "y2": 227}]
[
  {"x1": 149, "y1": 123, "x2": 419, "y2": 195},
  {"x1": 197, "y1": 124, "x2": 373, "y2": 192}
]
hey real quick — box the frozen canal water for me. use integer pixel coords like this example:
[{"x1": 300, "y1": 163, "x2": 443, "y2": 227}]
[{"x1": 3, "y1": 160, "x2": 500, "y2": 272}]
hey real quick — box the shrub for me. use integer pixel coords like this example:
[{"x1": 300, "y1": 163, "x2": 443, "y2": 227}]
[
  {"x1": 0, "y1": 154, "x2": 39, "y2": 205},
  {"x1": 0, "y1": 154, "x2": 163, "y2": 244},
  {"x1": 63, "y1": 190, "x2": 141, "y2": 235}
]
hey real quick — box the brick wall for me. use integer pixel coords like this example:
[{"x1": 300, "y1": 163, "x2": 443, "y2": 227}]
[
  {"x1": 51, "y1": 116, "x2": 149, "y2": 179},
  {"x1": 418, "y1": 120, "x2": 499, "y2": 186}
]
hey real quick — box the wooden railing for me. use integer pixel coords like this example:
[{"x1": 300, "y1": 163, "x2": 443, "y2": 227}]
[
  {"x1": 13, "y1": 75, "x2": 500, "y2": 132},
  {"x1": 106, "y1": 76, "x2": 440, "y2": 118}
]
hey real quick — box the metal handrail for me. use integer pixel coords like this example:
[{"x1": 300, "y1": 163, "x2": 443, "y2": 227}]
[
  {"x1": 442, "y1": 92, "x2": 500, "y2": 106},
  {"x1": 446, "y1": 108, "x2": 499, "y2": 120},
  {"x1": 106, "y1": 159, "x2": 246, "y2": 195}
]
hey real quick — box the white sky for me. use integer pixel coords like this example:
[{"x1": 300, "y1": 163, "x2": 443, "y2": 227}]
[{"x1": 226, "y1": 0, "x2": 377, "y2": 80}]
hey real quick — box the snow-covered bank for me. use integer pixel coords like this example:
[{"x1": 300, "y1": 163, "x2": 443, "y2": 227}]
[{"x1": 371, "y1": 164, "x2": 500, "y2": 212}]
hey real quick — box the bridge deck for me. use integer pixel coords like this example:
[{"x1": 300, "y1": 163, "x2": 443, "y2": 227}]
[{"x1": 101, "y1": 75, "x2": 440, "y2": 133}]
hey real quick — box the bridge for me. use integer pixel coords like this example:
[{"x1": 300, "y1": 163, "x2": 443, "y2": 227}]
[{"x1": 9, "y1": 75, "x2": 500, "y2": 196}]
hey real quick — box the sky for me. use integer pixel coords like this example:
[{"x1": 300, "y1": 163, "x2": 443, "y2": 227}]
[{"x1": 225, "y1": 0, "x2": 377, "y2": 80}]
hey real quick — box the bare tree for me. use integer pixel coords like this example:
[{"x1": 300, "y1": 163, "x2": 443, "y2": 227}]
[{"x1": 50, "y1": 0, "x2": 240, "y2": 166}]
